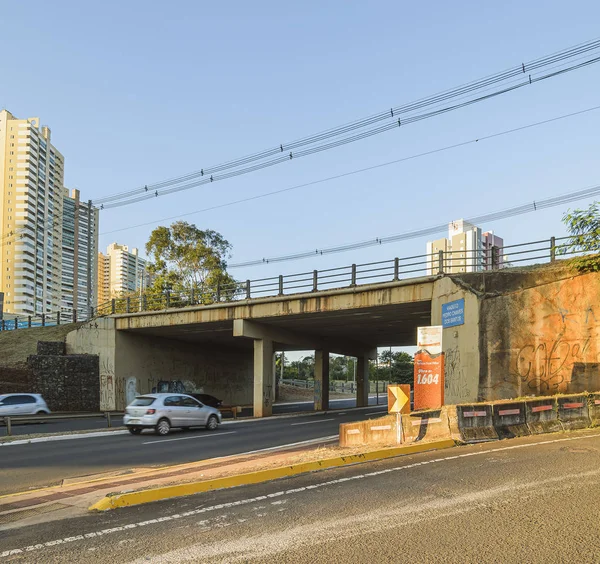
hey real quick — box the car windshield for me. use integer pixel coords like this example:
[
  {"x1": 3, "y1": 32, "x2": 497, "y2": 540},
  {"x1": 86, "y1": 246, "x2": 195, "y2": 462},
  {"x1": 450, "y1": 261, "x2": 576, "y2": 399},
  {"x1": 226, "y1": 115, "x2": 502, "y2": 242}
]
[{"x1": 130, "y1": 397, "x2": 156, "y2": 406}]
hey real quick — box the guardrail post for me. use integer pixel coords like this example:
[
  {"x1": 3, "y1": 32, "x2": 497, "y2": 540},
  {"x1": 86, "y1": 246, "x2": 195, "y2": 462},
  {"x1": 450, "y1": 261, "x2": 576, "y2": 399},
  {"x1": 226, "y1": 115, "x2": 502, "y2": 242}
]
[
  {"x1": 15, "y1": 317, "x2": 18, "y2": 330},
  {"x1": 73, "y1": 309, "x2": 77, "y2": 323},
  {"x1": 550, "y1": 236, "x2": 556, "y2": 262},
  {"x1": 393, "y1": 257, "x2": 400, "y2": 281},
  {"x1": 111, "y1": 299, "x2": 116, "y2": 314},
  {"x1": 1, "y1": 319, "x2": 4, "y2": 331},
  {"x1": 106, "y1": 412, "x2": 112, "y2": 428},
  {"x1": 5, "y1": 417, "x2": 11, "y2": 436},
  {"x1": 438, "y1": 250, "x2": 445, "y2": 274},
  {"x1": 351, "y1": 264, "x2": 357, "y2": 286},
  {"x1": 142, "y1": 294, "x2": 147, "y2": 311},
  {"x1": 125, "y1": 297, "x2": 130, "y2": 314},
  {"x1": 312, "y1": 270, "x2": 318, "y2": 291},
  {"x1": 278, "y1": 275, "x2": 284, "y2": 295},
  {"x1": 190, "y1": 288, "x2": 195, "y2": 305},
  {"x1": 56, "y1": 311, "x2": 61, "y2": 325},
  {"x1": 41, "y1": 313, "x2": 46, "y2": 327},
  {"x1": 216, "y1": 283, "x2": 221, "y2": 302},
  {"x1": 28, "y1": 316, "x2": 32, "y2": 328},
  {"x1": 165, "y1": 291, "x2": 171, "y2": 309},
  {"x1": 89, "y1": 306, "x2": 94, "y2": 320},
  {"x1": 246, "y1": 280, "x2": 251, "y2": 300}
]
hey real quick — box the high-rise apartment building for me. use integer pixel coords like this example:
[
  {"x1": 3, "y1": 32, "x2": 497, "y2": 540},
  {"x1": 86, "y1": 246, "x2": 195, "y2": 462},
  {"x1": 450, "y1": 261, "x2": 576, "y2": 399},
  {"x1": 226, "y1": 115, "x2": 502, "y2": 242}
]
[
  {"x1": 61, "y1": 188, "x2": 99, "y2": 318},
  {"x1": 97, "y1": 243, "x2": 148, "y2": 305},
  {"x1": 427, "y1": 219, "x2": 504, "y2": 274},
  {"x1": 0, "y1": 110, "x2": 65, "y2": 316}
]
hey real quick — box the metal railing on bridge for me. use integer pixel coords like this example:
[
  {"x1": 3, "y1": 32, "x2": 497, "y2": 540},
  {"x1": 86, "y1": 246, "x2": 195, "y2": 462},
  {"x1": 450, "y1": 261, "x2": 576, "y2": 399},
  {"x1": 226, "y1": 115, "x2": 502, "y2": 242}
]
[{"x1": 2, "y1": 234, "x2": 595, "y2": 329}]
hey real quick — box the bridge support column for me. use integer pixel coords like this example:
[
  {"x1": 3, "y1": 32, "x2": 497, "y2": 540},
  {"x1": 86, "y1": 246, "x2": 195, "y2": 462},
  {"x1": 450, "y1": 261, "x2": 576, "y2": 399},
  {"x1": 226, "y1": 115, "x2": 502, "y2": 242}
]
[
  {"x1": 356, "y1": 355, "x2": 370, "y2": 407},
  {"x1": 314, "y1": 349, "x2": 330, "y2": 411},
  {"x1": 254, "y1": 338, "x2": 274, "y2": 417}
]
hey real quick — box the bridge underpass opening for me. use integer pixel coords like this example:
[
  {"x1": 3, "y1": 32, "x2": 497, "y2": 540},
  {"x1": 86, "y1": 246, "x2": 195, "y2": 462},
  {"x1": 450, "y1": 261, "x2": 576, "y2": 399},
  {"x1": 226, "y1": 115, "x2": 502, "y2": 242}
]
[{"x1": 117, "y1": 300, "x2": 431, "y2": 417}]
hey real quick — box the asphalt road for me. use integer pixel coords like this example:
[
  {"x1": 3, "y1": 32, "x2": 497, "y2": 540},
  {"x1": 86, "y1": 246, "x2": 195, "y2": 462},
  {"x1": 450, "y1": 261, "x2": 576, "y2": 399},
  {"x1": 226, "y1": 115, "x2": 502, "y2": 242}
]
[
  {"x1": 1, "y1": 396, "x2": 388, "y2": 437},
  {"x1": 0, "y1": 405, "x2": 389, "y2": 494},
  {"x1": 3, "y1": 430, "x2": 600, "y2": 563}
]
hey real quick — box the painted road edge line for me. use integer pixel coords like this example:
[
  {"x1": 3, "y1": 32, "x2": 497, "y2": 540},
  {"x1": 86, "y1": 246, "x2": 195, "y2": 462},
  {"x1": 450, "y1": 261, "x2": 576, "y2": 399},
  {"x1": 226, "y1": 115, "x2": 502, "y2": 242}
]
[
  {"x1": 89, "y1": 439, "x2": 456, "y2": 511},
  {"x1": 0, "y1": 430, "x2": 130, "y2": 447}
]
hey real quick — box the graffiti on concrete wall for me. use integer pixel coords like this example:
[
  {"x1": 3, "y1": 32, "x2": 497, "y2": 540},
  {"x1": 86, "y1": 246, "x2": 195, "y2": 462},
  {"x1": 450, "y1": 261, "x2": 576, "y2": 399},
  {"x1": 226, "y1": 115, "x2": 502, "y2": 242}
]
[
  {"x1": 515, "y1": 336, "x2": 594, "y2": 393},
  {"x1": 482, "y1": 273, "x2": 600, "y2": 401},
  {"x1": 444, "y1": 346, "x2": 472, "y2": 401},
  {"x1": 100, "y1": 364, "x2": 115, "y2": 411}
]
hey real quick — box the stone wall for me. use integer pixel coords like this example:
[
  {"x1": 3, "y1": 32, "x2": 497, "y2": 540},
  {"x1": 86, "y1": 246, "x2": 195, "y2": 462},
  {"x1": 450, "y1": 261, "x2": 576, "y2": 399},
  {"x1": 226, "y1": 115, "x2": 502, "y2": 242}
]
[{"x1": 28, "y1": 353, "x2": 99, "y2": 411}]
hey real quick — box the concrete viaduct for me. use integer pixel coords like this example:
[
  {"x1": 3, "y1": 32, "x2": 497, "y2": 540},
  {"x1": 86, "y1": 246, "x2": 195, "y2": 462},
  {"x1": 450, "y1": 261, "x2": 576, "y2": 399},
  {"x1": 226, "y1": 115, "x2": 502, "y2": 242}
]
[{"x1": 67, "y1": 275, "x2": 479, "y2": 415}]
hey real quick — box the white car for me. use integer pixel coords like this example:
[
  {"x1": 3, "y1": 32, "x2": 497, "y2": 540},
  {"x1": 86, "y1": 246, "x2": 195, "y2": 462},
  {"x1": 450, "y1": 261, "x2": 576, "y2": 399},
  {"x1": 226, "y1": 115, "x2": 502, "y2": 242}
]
[
  {"x1": 123, "y1": 393, "x2": 222, "y2": 435},
  {"x1": 0, "y1": 394, "x2": 50, "y2": 417}
]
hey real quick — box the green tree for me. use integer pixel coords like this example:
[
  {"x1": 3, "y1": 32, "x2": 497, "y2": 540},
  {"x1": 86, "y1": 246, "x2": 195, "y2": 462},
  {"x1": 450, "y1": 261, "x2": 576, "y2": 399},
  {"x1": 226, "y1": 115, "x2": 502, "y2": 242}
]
[
  {"x1": 560, "y1": 202, "x2": 600, "y2": 272},
  {"x1": 377, "y1": 350, "x2": 414, "y2": 384},
  {"x1": 145, "y1": 221, "x2": 237, "y2": 303}
]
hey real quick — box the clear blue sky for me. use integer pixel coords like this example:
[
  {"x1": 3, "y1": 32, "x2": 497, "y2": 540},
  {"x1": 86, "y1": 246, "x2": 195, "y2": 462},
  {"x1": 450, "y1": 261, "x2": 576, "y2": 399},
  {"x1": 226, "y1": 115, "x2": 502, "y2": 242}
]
[{"x1": 2, "y1": 0, "x2": 600, "y2": 282}]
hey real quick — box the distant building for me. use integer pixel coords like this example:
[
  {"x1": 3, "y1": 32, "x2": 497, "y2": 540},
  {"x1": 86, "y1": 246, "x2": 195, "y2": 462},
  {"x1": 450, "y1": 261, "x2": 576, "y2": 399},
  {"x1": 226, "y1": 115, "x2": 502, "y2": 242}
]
[
  {"x1": 0, "y1": 110, "x2": 65, "y2": 315},
  {"x1": 427, "y1": 219, "x2": 504, "y2": 274},
  {"x1": 61, "y1": 189, "x2": 99, "y2": 318},
  {"x1": 97, "y1": 243, "x2": 148, "y2": 305}
]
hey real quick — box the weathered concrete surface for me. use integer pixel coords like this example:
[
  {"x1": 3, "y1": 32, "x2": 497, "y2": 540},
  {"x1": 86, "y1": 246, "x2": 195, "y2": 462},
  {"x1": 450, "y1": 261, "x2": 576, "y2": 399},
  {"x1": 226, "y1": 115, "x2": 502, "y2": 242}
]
[
  {"x1": 476, "y1": 266, "x2": 600, "y2": 401},
  {"x1": 431, "y1": 277, "x2": 480, "y2": 404},
  {"x1": 67, "y1": 318, "x2": 253, "y2": 411}
]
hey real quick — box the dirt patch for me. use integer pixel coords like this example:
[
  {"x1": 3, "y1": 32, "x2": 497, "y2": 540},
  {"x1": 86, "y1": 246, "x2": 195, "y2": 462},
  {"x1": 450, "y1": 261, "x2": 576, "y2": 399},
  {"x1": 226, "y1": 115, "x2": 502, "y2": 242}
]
[
  {"x1": 278, "y1": 384, "x2": 354, "y2": 402},
  {"x1": 0, "y1": 323, "x2": 82, "y2": 367}
]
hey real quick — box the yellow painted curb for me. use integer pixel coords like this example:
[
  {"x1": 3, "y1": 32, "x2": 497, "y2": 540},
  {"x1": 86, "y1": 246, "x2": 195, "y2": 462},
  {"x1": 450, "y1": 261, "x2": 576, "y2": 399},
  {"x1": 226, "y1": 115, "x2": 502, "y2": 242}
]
[{"x1": 89, "y1": 439, "x2": 456, "y2": 511}]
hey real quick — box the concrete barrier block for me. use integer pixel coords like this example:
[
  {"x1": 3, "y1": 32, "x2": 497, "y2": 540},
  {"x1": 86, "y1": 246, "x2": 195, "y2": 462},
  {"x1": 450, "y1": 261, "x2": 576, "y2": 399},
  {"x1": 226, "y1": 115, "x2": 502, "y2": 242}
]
[
  {"x1": 444, "y1": 405, "x2": 463, "y2": 443},
  {"x1": 339, "y1": 421, "x2": 365, "y2": 447},
  {"x1": 456, "y1": 404, "x2": 498, "y2": 443},
  {"x1": 340, "y1": 416, "x2": 397, "y2": 447},
  {"x1": 588, "y1": 393, "x2": 600, "y2": 427},
  {"x1": 402, "y1": 408, "x2": 452, "y2": 444},
  {"x1": 557, "y1": 395, "x2": 591, "y2": 430},
  {"x1": 525, "y1": 398, "x2": 561, "y2": 434},
  {"x1": 492, "y1": 401, "x2": 529, "y2": 439}
]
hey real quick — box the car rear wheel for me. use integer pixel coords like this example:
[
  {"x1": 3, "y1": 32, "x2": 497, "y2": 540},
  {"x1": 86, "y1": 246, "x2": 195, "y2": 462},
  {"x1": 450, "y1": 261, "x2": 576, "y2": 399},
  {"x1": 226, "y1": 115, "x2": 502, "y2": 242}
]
[
  {"x1": 128, "y1": 427, "x2": 142, "y2": 435},
  {"x1": 155, "y1": 419, "x2": 171, "y2": 436},
  {"x1": 206, "y1": 415, "x2": 218, "y2": 431}
]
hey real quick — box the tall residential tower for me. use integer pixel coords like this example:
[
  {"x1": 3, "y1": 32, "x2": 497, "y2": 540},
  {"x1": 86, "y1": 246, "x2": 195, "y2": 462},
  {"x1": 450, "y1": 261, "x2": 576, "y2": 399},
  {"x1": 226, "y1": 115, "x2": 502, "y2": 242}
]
[
  {"x1": 0, "y1": 110, "x2": 65, "y2": 315},
  {"x1": 97, "y1": 243, "x2": 148, "y2": 305}
]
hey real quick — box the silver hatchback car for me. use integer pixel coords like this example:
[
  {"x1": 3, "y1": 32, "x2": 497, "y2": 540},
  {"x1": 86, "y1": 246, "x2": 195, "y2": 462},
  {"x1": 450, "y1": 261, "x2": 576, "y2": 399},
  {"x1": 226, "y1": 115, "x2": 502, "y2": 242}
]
[{"x1": 123, "y1": 393, "x2": 222, "y2": 436}]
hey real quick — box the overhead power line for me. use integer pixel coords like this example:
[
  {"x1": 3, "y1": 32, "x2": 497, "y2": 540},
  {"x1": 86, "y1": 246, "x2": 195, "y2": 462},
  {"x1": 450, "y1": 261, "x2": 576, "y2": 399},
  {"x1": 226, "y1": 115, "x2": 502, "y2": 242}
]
[
  {"x1": 98, "y1": 104, "x2": 600, "y2": 237},
  {"x1": 92, "y1": 38, "x2": 600, "y2": 209},
  {"x1": 228, "y1": 183, "x2": 600, "y2": 268}
]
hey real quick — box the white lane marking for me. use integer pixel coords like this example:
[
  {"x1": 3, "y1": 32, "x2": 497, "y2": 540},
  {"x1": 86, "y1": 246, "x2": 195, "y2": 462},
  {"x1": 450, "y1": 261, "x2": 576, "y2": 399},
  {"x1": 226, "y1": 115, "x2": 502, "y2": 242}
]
[
  {"x1": 4, "y1": 432, "x2": 600, "y2": 558},
  {"x1": 232, "y1": 436, "x2": 339, "y2": 456},
  {"x1": 274, "y1": 396, "x2": 381, "y2": 407},
  {"x1": 0, "y1": 430, "x2": 129, "y2": 447},
  {"x1": 143, "y1": 431, "x2": 236, "y2": 445},
  {"x1": 290, "y1": 419, "x2": 335, "y2": 426}
]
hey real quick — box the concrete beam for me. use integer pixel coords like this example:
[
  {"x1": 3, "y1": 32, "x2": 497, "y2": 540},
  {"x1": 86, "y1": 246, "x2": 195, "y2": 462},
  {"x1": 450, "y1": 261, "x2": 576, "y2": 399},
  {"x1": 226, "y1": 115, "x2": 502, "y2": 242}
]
[{"x1": 233, "y1": 319, "x2": 374, "y2": 358}]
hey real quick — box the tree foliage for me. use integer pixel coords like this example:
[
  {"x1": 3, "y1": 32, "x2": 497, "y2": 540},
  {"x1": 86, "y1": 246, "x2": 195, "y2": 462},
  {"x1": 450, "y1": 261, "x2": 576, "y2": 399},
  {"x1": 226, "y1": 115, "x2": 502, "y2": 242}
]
[
  {"x1": 145, "y1": 221, "x2": 237, "y2": 299},
  {"x1": 561, "y1": 202, "x2": 600, "y2": 272}
]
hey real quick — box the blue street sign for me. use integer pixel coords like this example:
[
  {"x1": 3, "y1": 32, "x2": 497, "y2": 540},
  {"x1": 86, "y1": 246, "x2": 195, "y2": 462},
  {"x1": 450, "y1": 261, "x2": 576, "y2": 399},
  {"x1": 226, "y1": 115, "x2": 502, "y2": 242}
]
[{"x1": 442, "y1": 298, "x2": 465, "y2": 328}]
